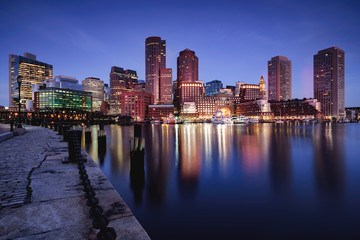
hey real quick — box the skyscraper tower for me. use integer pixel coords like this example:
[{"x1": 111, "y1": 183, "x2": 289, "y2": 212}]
[
  {"x1": 268, "y1": 56, "x2": 291, "y2": 101},
  {"x1": 177, "y1": 48, "x2": 198, "y2": 83},
  {"x1": 9, "y1": 53, "x2": 53, "y2": 107},
  {"x1": 314, "y1": 47, "x2": 345, "y2": 118},
  {"x1": 259, "y1": 75, "x2": 267, "y2": 99},
  {"x1": 145, "y1": 36, "x2": 166, "y2": 104}
]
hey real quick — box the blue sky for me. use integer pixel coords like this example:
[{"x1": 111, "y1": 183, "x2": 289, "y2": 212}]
[{"x1": 0, "y1": 0, "x2": 359, "y2": 107}]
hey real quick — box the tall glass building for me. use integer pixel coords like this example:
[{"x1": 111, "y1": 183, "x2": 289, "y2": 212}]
[
  {"x1": 268, "y1": 56, "x2": 291, "y2": 101},
  {"x1": 314, "y1": 47, "x2": 345, "y2": 118},
  {"x1": 9, "y1": 52, "x2": 53, "y2": 107},
  {"x1": 34, "y1": 87, "x2": 92, "y2": 112},
  {"x1": 82, "y1": 77, "x2": 104, "y2": 112},
  {"x1": 205, "y1": 80, "x2": 223, "y2": 96},
  {"x1": 145, "y1": 36, "x2": 166, "y2": 104}
]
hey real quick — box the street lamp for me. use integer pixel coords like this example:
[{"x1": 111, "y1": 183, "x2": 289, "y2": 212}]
[{"x1": 17, "y1": 75, "x2": 22, "y2": 128}]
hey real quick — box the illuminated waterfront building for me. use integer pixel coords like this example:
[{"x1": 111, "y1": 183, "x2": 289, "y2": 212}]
[
  {"x1": 196, "y1": 95, "x2": 242, "y2": 118},
  {"x1": 34, "y1": 87, "x2": 92, "y2": 112},
  {"x1": 179, "y1": 81, "x2": 205, "y2": 105},
  {"x1": 205, "y1": 80, "x2": 223, "y2": 96},
  {"x1": 235, "y1": 82, "x2": 245, "y2": 97},
  {"x1": 82, "y1": 77, "x2": 104, "y2": 112},
  {"x1": 9, "y1": 53, "x2": 53, "y2": 107},
  {"x1": 145, "y1": 36, "x2": 166, "y2": 104},
  {"x1": 159, "y1": 68, "x2": 173, "y2": 104},
  {"x1": 148, "y1": 105, "x2": 174, "y2": 120},
  {"x1": 259, "y1": 76, "x2": 267, "y2": 99},
  {"x1": 240, "y1": 84, "x2": 260, "y2": 101},
  {"x1": 314, "y1": 47, "x2": 345, "y2": 118},
  {"x1": 269, "y1": 98, "x2": 321, "y2": 120},
  {"x1": 120, "y1": 91, "x2": 153, "y2": 121},
  {"x1": 268, "y1": 56, "x2": 291, "y2": 101},
  {"x1": 109, "y1": 66, "x2": 138, "y2": 114},
  {"x1": 235, "y1": 100, "x2": 273, "y2": 121}
]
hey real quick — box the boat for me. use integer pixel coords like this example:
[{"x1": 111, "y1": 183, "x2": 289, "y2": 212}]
[
  {"x1": 164, "y1": 113, "x2": 176, "y2": 124},
  {"x1": 150, "y1": 119, "x2": 161, "y2": 124},
  {"x1": 248, "y1": 118, "x2": 259, "y2": 124},
  {"x1": 211, "y1": 109, "x2": 232, "y2": 124},
  {"x1": 276, "y1": 119, "x2": 284, "y2": 124},
  {"x1": 338, "y1": 118, "x2": 350, "y2": 123},
  {"x1": 234, "y1": 115, "x2": 249, "y2": 124}
]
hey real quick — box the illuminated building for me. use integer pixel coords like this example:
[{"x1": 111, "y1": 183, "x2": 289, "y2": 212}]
[
  {"x1": 240, "y1": 84, "x2": 260, "y2": 101},
  {"x1": 268, "y1": 56, "x2": 291, "y2": 101},
  {"x1": 236, "y1": 100, "x2": 273, "y2": 121},
  {"x1": 269, "y1": 98, "x2": 321, "y2": 120},
  {"x1": 159, "y1": 68, "x2": 173, "y2": 104},
  {"x1": 148, "y1": 105, "x2": 174, "y2": 120},
  {"x1": 145, "y1": 36, "x2": 166, "y2": 104},
  {"x1": 235, "y1": 81, "x2": 245, "y2": 97},
  {"x1": 259, "y1": 76, "x2": 267, "y2": 99},
  {"x1": 135, "y1": 80, "x2": 146, "y2": 92},
  {"x1": 82, "y1": 77, "x2": 104, "y2": 112},
  {"x1": 218, "y1": 88, "x2": 233, "y2": 96},
  {"x1": 226, "y1": 85, "x2": 235, "y2": 96},
  {"x1": 177, "y1": 48, "x2": 198, "y2": 82},
  {"x1": 109, "y1": 66, "x2": 138, "y2": 114},
  {"x1": 34, "y1": 87, "x2": 92, "y2": 112},
  {"x1": 196, "y1": 95, "x2": 242, "y2": 118},
  {"x1": 178, "y1": 81, "x2": 205, "y2": 106},
  {"x1": 314, "y1": 47, "x2": 345, "y2": 118},
  {"x1": 120, "y1": 91, "x2": 153, "y2": 121},
  {"x1": 9, "y1": 52, "x2": 53, "y2": 107},
  {"x1": 205, "y1": 80, "x2": 222, "y2": 96},
  {"x1": 103, "y1": 83, "x2": 110, "y2": 101},
  {"x1": 54, "y1": 75, "x2": 83, "y2": 91}
]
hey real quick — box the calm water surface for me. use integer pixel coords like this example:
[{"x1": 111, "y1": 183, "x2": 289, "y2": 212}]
[{"x1": 84, "y1": 123, "x2": 360, "y2": 240}]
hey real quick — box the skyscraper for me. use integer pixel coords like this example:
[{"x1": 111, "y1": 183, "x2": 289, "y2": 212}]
[
  {"x1": 177, "y1": 48, "x2": 198, "y2": 83},
  {"x1": 268, "y1": 56, "x2": 291, "y2": 101},
  {"x1": 259, "y1": 76, "x2": 267, "y2": 99},
  {"x1": 110, "y1": 66, "x2": 138, "y2": 114},
  {"x1": 145, "y1": 36, "x2": 166, "y2": 104},
  {"x1": 314, "y1": 47, "x2": 345, "y2": 118},
  {"x1": 205, "y1": 80, "x2": 223, "y2": 96},
  {"x1": 9, "y1": 53, "x2": 53, "y2": 107},
  {"x1": 82, "y1": 77, "x2": 104, "y2": 112},
  {"x1": 159, "y1": 68, "x2": 173, "y2": 104}
]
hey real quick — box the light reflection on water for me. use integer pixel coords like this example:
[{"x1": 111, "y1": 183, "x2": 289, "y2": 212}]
[{"x1": 84, "y1": 123, "x2": 360, "y2": 240}]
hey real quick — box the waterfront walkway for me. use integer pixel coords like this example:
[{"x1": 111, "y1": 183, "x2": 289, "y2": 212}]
[{"x1": 0, "y1": 126, "x2": 150, "y2": 239}]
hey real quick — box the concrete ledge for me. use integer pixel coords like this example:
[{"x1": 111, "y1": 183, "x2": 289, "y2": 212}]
[
  {"x1": 13, "y1": 128, "x2": 26, "y2": 136},
  {"x1": 0, "y1": 132, "x2": 14, "y2": 143}
]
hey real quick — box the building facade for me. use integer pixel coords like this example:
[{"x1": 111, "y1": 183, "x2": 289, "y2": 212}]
[
  {"x1": 159, "y1": 68, "x2": 173, "y2": 104},
  {"x1": 54, "y1": 75, "x2": 83, "y2": 91},
  {"x1": 236, "y1": 100, "x2": 273, "y2": 121},
  {"x1": 268, "y1": 56, "x2": 291, "y2": 101},
  {"x1": 120, "y1": 91, "x2": 153, "y2": 120},
  {"x1": 259, "y1": 76, "x2": 267, "y2": 99},
  {"x1": 269, "y1": 98, "x2": 321, "y2": 120},
  {"x1": 240, "y1": 84, "x2": 260, "y2": 101},
  {"x1": 145, "y1": 36, "x2": 166, "y2": 104},
  {"x1": 34, "y1": 87, "x2": 92, "y2": 112},
  {"x1": 109, "y1": 66, "x2": 138, "y2": 114},
  {"x1": 148, "y1": 105, "x2": 174, "y2": 120},
  {"x1": 314, "y1": 47, "x2": 345, "y2": 118},
  {"x1": 82, "y1": 77, "x2": 104, "y2": 112},
  {"x1": 205, "y1": 80, "x2": 223, "y2": 96},
  {"x1": 177, "y1": 48, "x2": 198, "y2": 83},
  {"x1": 9, "y1": 53, "x2": 53, "y2": 107}
]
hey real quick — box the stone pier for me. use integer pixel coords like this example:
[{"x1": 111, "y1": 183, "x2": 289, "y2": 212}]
[{"x1": 0, "y1": 126, "x2": 150, "y2": 240}]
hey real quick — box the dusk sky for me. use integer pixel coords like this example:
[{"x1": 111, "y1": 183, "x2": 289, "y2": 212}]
[{"x1": 1, "y1": 0, "x2": 359, "y2": 107}]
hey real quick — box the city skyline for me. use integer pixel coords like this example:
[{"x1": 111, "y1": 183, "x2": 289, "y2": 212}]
[{"x1": 0, "y1": 0, "x2": 360, "y2": 107}]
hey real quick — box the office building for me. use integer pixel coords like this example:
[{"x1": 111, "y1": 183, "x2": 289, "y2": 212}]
[
  {"x1": 148, "y1": 105, "x2": 174, "y2": 120},
  {"x1": 268, "y1": 56, "x2": 291, "y2": 101},
  {"x1": 314, "y1": 47, "x2": 345, "y2": 118},
  {"x1": 110, "y1": 66, "x2": 138, "y2": 114},
  {"x1": 9, "y1": 53, "x2": 53, "y2": 107},
  {"x1": 205, "y1": 80, "x2": 223, "y2": 96},
  {"x1": 240, "y1": 84, "x2": 260, "y2": 101},
  {"x1": 269, "y1": 98, "x2": 321, "y2": 120},
  {"x1": 234, "y1": 82, "x2": 245, "y2": 97},
  {"x1": 34, "y1": 87, "x2": 92, "y2": 112},
  {"x1": 177, "y1": 48, "x2": 198, "y2": 82},
  {"x1": 54, "y1": 75, "x2": 83, "y2": 91},
  {"x1": 145, "y1": 36, "x2": 166, "y2": 104},
  {"x1": 159, "y1": 68, "x2": 173, "y2": 104},
  {"x1": 120, "y1": 91, "x2": 153, "y2": 120},
  {"x1": 82, "y1": 77, "x2": 104, "y2": 112}
]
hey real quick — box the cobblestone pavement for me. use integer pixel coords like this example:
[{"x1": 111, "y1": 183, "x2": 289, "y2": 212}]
[
  {"x1": 0, "y1": 124, "x2": 10, "y2": 134},
  {"x1": 0, "y1": 126, "x2": 150, "y2": 239}
]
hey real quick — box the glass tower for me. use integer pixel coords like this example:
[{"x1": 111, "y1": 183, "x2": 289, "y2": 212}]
[{"x1": 268, "y1": 56, "x2": 291, "y2": 101}]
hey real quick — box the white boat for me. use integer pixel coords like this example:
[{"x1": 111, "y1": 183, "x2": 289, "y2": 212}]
[
  {"x1": 164, "y1": 113, "x2": 176, "y2": 124},
  {"x1": 150, "y1": 119, "x2": 161, "y2": 124},
  {"x1": 248, "y1": 118, "x2": 259, "y2": 124},
  {"x1": 234, "y1": 115, "x2": 249, "y2": 124},
  {"x1": 212, "y1": 109, "x2": 232, "y2": 124},
  {"x1": 276, "y1": 119, "x2": 284, "y2": 124}
]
